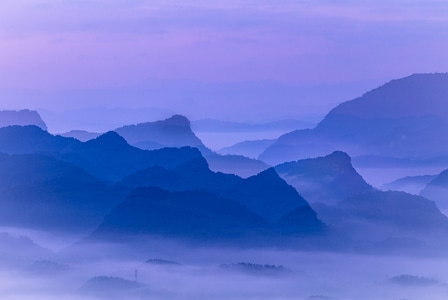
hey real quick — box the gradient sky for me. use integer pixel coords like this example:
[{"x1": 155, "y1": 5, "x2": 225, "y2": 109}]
[{"x1": 0, "y1": 0, "x2": 447, "y2": 125}]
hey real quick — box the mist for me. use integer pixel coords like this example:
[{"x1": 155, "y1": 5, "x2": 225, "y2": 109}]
[{"x1": 1, "y1": 229, "x2": 448, "y2": 300}]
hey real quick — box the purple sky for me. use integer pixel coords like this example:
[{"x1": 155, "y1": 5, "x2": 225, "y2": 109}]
[{"x1": 0, "y1": 0, "x2": 447, "y2": 128}]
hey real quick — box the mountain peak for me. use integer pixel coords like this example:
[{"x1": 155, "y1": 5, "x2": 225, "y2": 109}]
[
  {"x1": 158, "y1": 115, "x2": 190, "y2": 127},
  {"x1": 87, "y1": 131, "x2": 130, "y2": 148},
  {"x1": 326, "y1": 73, "x2": 448, "y2": 120},
  {"x1": 326, "y1": 151, "x2": 351, "y2": 165},
  {"x1": 113, "y1": 114, "x2": 207, "y2": 152},
  {"x1": 0, "y1": 109, "x2": 47, "y2": 130}
]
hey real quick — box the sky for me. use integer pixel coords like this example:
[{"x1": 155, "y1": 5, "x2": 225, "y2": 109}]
[{"x1": 0, "y1": 0, "x2": 447, "y2": 127}]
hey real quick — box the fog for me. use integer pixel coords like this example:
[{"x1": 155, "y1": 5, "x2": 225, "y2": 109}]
[{"x1": 2, "y1": 229, "x2": 448, "y2": 300}]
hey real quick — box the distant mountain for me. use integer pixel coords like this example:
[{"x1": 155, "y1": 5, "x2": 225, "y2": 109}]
[
  {"x1": 420, "y1": 169, "x2": 448, "y2": 210},
  {"x1": 191, "y1": 119, "x2": 314, "y2": 132},
  {"x1": 338, "y1": 191, "x2": 448, "y2": 230},
  {"x1": 0, "y1": 109, "x2": 47, "y2": 130},
  {"x1": 145, "y1": 258, "x2": 181, "y2": 266},
  {"x1": 0, "y1": 232, "x2": 52, "y2": 267},
  {"x1": 381, "y1": 175, "x2": 436, "y2": 195},
  {"x1": 59, "y1": 130, "x2": 100, "y2": 142},
  {"x1": 205, "y1": 153, "x2": 270, "y2": 178},
  {"x1": 219, "y1": 262, "x2": 292, "y2": 276},
  {"x1": 275, "y1": 151, "x2": 374, "y2": 204},
  {"x1": 24, "y1": 260, "x2": 71, "y2": 276},
  {"x1": 114, "y1": 115, "x2": 209, "y2": 153},
  {"x1": 315, "y1": 191, "x2": 448, "y2": 245},
  {"x1": 78, "y1": 276, "x2": 149, "y2": 300},
  {"x1": 219, "y1": 139, "x2": 275, "y2": 159},
  {"x1": 261, "y1": 73, "x2": 448, "y2": 164},
  {"x1": 383, "y1": 274, "x2": 440, "y2": 287},
  {"x1": 114, "y1": 114, "x2": 270, "y2": 177}
]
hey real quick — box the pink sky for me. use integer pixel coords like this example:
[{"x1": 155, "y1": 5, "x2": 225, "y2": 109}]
[
  {"x1": 0, "y1": 0, "x2": 447, "y2": 130},
  {"x1": 1, "y1": 0, "x2": 447, "y2": 90}
]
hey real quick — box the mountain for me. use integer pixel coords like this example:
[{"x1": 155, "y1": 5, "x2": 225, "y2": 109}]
[
  {"x1": 205, "y1": 153, "x2": 270, "y2": 178},
  {"x1": 0, "y1": 232, "x2": 52, "y2": 267},
  {"x1": 0, "y1": 153, "x2": 128, "y2": 233},
  {"x1": 0, "y1": 125, "x2": 321, "y2": 237},
  {"x1": 114, "y1": 114, "x2": 270, "y2": 177},
  {"x1": 0, "y1": 109, "x2": 47, "y2": 130},
  {"x1": 62, "y1": 131, "x2": 204, "y2": 181},
  {"x1": 24, "y1": 260, "x2": 71, "y2": 276},
  {"x1": 191, "y1": 119, "x2": 314, "y2": 133},
  {"x1": 228, "y1": 168, "x2": 312, "y2": 222},
  {"x1": 0, "y1": 125, "x2": 204, "y2": 182},
  {"x1": 219, "y1": 139, "x2": 275, "y2": 159},
  {"x1": 380, "y1": 175, "x2": 437, "y2": 195},
  {"x1": 338, "y1": 191, "x2": 448, "y2": 231},
  {"x1": 420, "y1": 169, "x2": 448, "y2": 210},
  {"x1": 275, "y1": 151, "x2": 374, "y2": 204},
  {"x1": 120, "y1": 156, "x2": 315, "y2": 223},
  {"x1": 314, "y1": 191, "x2": 448, "y2": 245},
  {"x1": 91, "y1": 187, "x2": 269, "y2": 240},
  {"x1": 0, "y1": 125, "x2": 78, "y2": 155},
  {"x1": 91, "y1": 184, "x2": 324, "y2": 242},
  {"x1": 59, "y1": 130, "x2": 101, "y2": 142},
  {"x1": 114, "y1": 115, "x2": 209, "y2": 153},
  {"x1": 78, "y1": 276, "x2": 149, "y2": 300},
  {"x1": 260, "y1": 73, "x2": 448, "y2": 164}
]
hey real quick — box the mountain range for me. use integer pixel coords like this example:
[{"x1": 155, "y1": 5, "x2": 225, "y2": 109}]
[
  {"x1": 62, "y1": 115, "x2": 271, "y2": 178},
  {"x1": 1, "y1": 73, "x2": 448, "y2": 252},
  {"x1": 0, "y1": 125, "x2": 324, "y2": 241},
  {"x1": 260, "y1": 73, "x2": 448, "y2": 165}
]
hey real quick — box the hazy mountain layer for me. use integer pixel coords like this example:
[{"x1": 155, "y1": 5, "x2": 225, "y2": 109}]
[
  {"x1": 0, "y1": 109, "x2": 47, "y2": 130},
  {"x1": 261, "y1": 73, "x2": 448, "y2": 164},
  {"x1": 314, "y1": 190, "x2": 448, "y2": 248},
  {"x1": 276, "y1": 151, "x2": 374, "y2": 204},
  {"x1": 380, "y1": 175, "x2": 437, "y2": 195},
  {"x1": 420, "y1": 169, "x2": 448, "y2": 210},
  {"x1": 219, "y1": 139, "x2": 276, "y2": 159},
  {"x1": 114, "y1": 115, "x2": 209, "y2": 153}
]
